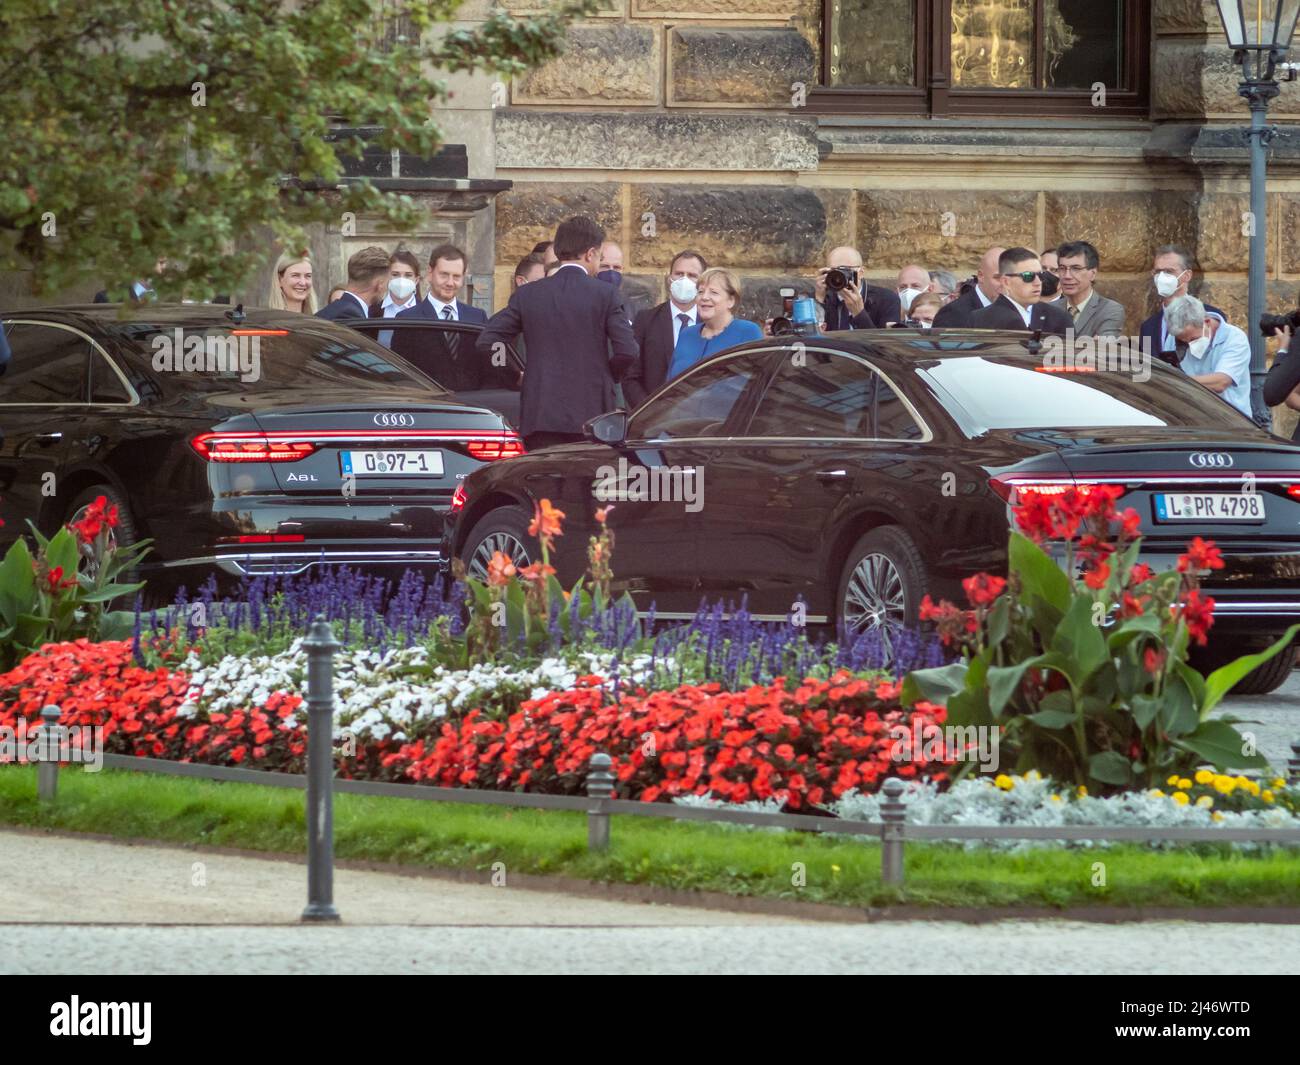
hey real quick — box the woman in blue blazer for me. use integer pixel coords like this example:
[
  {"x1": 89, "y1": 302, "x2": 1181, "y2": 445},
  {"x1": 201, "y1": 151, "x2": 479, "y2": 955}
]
[{"x1": 667, "y1": 267, "x2": 763, "y2": 380}]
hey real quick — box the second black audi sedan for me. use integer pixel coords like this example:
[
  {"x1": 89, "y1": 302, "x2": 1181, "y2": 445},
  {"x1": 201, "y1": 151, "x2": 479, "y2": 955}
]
[
  {"x1": 449, "y1": 330, "x2": 1300, "y2": 693},
  {"x1": 0, "y1": 305, "x2": 521, "y2": 595}
]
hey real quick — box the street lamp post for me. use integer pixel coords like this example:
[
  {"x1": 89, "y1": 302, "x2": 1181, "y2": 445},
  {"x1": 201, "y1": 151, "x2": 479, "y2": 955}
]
[{"x1": 1214, "y1": 2, "x2": 1300, "y2": 426}]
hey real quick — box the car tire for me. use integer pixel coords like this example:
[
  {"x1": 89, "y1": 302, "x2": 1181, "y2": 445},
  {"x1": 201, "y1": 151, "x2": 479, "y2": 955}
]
[
  {"x1": 836, "y1": 525, "x2": 929, "y2": 663},
  {"x1": 1193, "y1": 639, "x2": 1296, "y2": 697},
  {"x1": 460, "y1": 506, "x2": 536, "y2": 582},
  {"x1": 63, "y1": 483, "x2": 143, "y2": 584}
]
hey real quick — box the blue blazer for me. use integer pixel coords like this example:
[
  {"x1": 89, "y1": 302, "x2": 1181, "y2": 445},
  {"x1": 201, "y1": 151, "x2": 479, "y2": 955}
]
[
  {"x1": 1141, "y1": 301, "x2": 1223, "y2": 367},
  {"x1": 316, "y1": 293, "x2": 377, "y2": 321},
  {"x1": 394, "y1": 298, "x2": 487, "y2": 326}
]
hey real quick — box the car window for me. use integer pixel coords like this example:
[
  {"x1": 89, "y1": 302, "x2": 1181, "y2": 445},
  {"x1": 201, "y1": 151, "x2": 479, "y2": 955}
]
[
  {"x1": 746, "y1": 350, "x2": 876, "y2": 438},
  {"x1": 351, "y1": 321, "x2": 521, "y2": 395},
  {"x1": 875, "y1": 380, "x2": 924, "y2": 440},
  {"x1": 629, "y1": 352, "x2": 768, "y2": 440},
  {"x1": 923, "y1": 356, "x2": 1252, "y2": 431},
  {"x1": 0, "y1": 322, "x2": 89, "y2": 404},
  {"x1": 89, "y1": 349, "x2": 132, "y2": 403}
]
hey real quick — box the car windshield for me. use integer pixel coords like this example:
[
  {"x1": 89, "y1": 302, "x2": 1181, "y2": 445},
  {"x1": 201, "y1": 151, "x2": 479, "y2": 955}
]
[
  {"x1": 111, "y1": 321, "x2": 444, "y2": 393},
  {"x1": 920, "y1": 355, "x2": 1254, "y2": 432}
]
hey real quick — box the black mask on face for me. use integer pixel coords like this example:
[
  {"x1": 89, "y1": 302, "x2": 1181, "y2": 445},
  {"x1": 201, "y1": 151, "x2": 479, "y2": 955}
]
[{"x1": 1039, "y1": 271, "x2": 1060, "y2": 298}]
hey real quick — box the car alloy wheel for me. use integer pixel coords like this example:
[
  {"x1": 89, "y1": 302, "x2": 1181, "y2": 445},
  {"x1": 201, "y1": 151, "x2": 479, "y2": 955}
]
[
  {"x1": 467, "y1": 530, "x2": 531, "y2": 582},
  {"x1": 843, "y1": 551, "x2": 908, "y2": 659}
]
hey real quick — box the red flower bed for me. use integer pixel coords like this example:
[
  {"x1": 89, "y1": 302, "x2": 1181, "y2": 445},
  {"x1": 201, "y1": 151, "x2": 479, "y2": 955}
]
[
  {"x1": 383, "y1": 672, "x2": 954, "y2": 809},
  {"x1": 0, "y1": 640, "x2": 306, "y2": 767}
]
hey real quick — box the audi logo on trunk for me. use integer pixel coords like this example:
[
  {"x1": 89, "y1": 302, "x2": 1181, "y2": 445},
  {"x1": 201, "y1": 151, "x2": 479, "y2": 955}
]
[
  {"x1": 374, "y1": 412, "x2": 414, "y2": 427},
  {"x1": 1189, "y1": 452, "x2": 1234, "y2": 468}
]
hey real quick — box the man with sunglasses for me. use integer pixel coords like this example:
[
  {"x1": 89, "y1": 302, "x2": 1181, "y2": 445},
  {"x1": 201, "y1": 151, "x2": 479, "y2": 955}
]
[{"x1": 970, "y1": 248, "x2": 1072, "y2": 335}]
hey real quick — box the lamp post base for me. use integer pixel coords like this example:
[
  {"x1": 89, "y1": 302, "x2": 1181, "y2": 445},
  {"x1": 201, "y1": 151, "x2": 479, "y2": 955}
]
[{"x1": 300, "y1": 903, "x2": 341, "y2": 923}]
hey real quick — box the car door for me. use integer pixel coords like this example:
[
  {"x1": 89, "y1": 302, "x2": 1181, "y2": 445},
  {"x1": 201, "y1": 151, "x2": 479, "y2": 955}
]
[
  {"x1": 700, "y1": 347, "x2": 932, "y2": 620},
  {"x1": 597, "y1": 349, "x2": 772, "y2": 618},
  {"x1": 0, "y1": 320, "x2": 92, "y2": 545}
]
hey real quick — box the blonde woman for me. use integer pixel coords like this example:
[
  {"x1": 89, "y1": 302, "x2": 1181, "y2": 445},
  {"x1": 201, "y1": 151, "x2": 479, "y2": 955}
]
[
  {"x1": 267, "y1": 253, "x2": 316, "y2": 313},
  {"x1": 667, "y1": 267, "x2": 762, "y2": 380}
]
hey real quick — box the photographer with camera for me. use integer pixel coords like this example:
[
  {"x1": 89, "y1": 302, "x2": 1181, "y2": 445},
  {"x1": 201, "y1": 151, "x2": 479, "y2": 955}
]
[
  {"x1": 816, "y1": 247, "x2": 901, "y2": 331},
  {"x1": 1261, "y1": 313, "x2": 1300, "y2": 439}
]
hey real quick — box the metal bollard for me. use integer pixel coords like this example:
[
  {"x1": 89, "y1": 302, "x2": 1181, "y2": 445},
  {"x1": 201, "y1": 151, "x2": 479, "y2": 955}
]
[
  {"x1": 36, "y1": 706, "x2": 61, "y2": 802},
  {"x1": 586, "y1": 752, "x2": 616, "y2": 852},
  {"x1": 879, "y1": 777, "x2": 907, "y2": 886},
  {"x1": 1290, "y1": 737, "x2": 1300, "y2": 785},
  {"x1": 301, "y1": 615, "x2": 341, "y2": 923}
]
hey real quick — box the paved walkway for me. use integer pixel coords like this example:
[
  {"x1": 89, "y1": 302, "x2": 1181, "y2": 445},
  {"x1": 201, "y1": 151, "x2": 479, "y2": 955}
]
[{"x1": 1216, "y1": 669, "x2": 1300, "y2": 772}]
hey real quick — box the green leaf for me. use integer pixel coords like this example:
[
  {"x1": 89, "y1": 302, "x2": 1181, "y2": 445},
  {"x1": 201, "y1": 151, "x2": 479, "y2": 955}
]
[
  {"x1": 986, "y1": 656, "x2": 1044, "y2": 718},
  {"x1": 1157, "y1": 673, "x2": 1199, "y2": 737},
  {"x1": 1048, "y1": 595, "x2": 1109, "y2": 685},
  {"x1": 1088, "y1": 750, "x2": 1132, "y2": 786},
  {"x1": 97, "y1": 610, "x2": 138, "y2": 641},
  {"x1": 1130, "y1": 694, "x2": 1161, "y2": 730},
  {"x1": 986, "y1": 596, "x2": 1010, "y2": 649},
  {"x1": 1008, "y1": 532, "x2": 1071, "y2": 613},
  {"x1": 1172, "y1": 721, "x2": 1270, "y2": 770},
  {"x1": 0, "y1": 538, "x2": 35, "y2": 627},
  {"x1": 901, "y1": 662, "x2": 968, "y2": 707},
  {"x1": 77, "y1": 581, "x2": 146, "y2": 604},
  {"x1": 1105, "y1": 613, "x2": 1161, "y2": 653},
  {"x1": 1200, "y1": 624, "x2": 1300, "y2": 717},
  {"x1": 1027, "y1": 708, "x2": 1076, "y2": 729}
]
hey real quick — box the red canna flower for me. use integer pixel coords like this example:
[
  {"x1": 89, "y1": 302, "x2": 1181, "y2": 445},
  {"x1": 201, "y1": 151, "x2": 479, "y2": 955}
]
[
  {"x1": 1177, "y1": 536, "x2": 1224, "y2": 574},
  {"x1": 1083, "y1": 560, "x2": 1110, "y2": 590},
  {"x1": 961, "y1": 572, "x2": 1007, "y2": 608},
  {"x1": 1176, "y1": 587, "x2": 1216, "y2": 646},
  {"x1": 1142, "y1": 645, "x2": 1166, "y2": 675},
  {"x1": 484, "y1": 550, "x2": 517, "y2": 587},
  {"x1": 528, "y1": 498, "x2": 565, "y2": 542}
]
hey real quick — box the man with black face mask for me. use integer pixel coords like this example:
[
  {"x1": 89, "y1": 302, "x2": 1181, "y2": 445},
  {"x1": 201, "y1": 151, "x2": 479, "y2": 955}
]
[{"x1": 1038, "y1": 249, "x2": 1062, "y2": 305}]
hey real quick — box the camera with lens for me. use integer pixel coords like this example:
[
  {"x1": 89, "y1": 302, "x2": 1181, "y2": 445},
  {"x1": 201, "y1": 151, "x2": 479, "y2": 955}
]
[
  {"x1": 770, "y1": 287, "x2": 796, "y2": 335},
  {"x1": 824, "y1": 267, "x2": 859, "y2": 293},
  {"x1": 1260, "y1": 309, "x2": 1300, "y2": 337}
]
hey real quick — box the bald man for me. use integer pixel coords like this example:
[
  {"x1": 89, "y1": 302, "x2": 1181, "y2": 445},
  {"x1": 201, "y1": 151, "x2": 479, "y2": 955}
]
[
  {"x1": 932, "y1": 246, "x2": 1006, "y2": 329},
  {"x1": 816, "y1": 246, "x2": 902, "y2": 331}
]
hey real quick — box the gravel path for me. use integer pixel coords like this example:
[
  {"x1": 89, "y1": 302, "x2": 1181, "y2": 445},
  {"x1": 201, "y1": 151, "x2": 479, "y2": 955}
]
[{"x1": 7, "y1": 921, "x2": 1299, "y2": 975}]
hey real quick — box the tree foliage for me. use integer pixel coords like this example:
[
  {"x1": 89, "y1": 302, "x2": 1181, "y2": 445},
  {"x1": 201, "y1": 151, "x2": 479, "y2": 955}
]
[{"x1": 0, "y1": 0, "x2": 592, "y2": 298}]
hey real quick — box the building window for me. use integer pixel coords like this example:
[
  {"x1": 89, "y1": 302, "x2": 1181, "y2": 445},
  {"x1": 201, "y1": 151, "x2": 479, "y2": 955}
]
[{"x1": 817, "y1": 0, "x2": 1149, "y2": 117}]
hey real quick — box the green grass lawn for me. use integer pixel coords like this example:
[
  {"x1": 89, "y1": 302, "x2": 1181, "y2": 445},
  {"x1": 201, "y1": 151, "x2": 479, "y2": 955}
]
[{"x1": 1, "y1": 765, "x2": 1298, "y2": 910}]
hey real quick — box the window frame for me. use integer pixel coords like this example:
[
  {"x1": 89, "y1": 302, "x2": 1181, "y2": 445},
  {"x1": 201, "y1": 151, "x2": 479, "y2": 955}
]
[
  {"x1": 0, "y1": 319, "x2": 139, "y2": 407},
  {"x1": 627, "y1": 347, "x2": 779, "y2": 445},
  {"x1": 812, "y1": 0, "x2": 1150, "y2": 119}
]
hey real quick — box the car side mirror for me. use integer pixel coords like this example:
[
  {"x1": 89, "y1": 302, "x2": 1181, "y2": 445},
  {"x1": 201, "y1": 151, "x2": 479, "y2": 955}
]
[{"x1": 584, "y1": 410, "x2": 628, "y2": 445}]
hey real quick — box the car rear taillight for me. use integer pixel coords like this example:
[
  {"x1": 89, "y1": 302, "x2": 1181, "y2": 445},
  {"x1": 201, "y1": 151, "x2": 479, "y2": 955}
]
[
  {"x1": 450, "y1": 484, "x2": 467, "y2": 513},
  {"x1": 1287, "y1": 485, "x2": 1300, "y2": 500},
  {"x1": 190, "y1": 432, "x2": 318, "y2": 462},
  {"x1": 988, "y1": 475, "x2": 1106, "y2": 505},
  {"x1": 217, "y1": 534, "x2": 307, "y2": 544},
  {"x1": 466, "y1": 437, "x2": 525, "y2": 461}
]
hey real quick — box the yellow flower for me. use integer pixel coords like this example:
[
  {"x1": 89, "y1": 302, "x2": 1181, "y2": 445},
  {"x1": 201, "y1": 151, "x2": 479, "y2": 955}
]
[
  {"x1": 1214, "y1": 776, "x2": 1235, "y2": 795},
  {"x1": 1195, "y1": 770, "x2": 1214, "y2": 785},
  {"x1": 1166, "y1": 774, "x2": 1180, "y2": 787},
  {"x1": 831, "y1": 864, "x2": 841, "y2": 875},
  {"x1": 994, "y1": 774, "x2": 1013, "y2": 790},
  {"x1": 1177, "y1": 778, "x2": 1193, "y2": 791},
  {"x1": 1077, "y1": 785, "x2": 1088, "y2": 798},
  {"x1": 1272, "y1": 778, "x2": 1286, "y2": 789},
  {"x1": 1172, "y1": 792, "x2": 1190, "y2": 805},
  {"x1": 1212, "y1": 812, "x2": 1224, "y2": 822},
  {"x1": 1263, "y1": 791, "x2": 1275, "y2": 803},
  {"x1": 1025, "y1": 770, "x2": 1041, "y2": 782},
  {"x1": 1050, "y1": 794, "x2": 1062, "y2": 803},
  {"x1": 1149, "y1": 789, "x2": 1165, "y2": 798},
  {"x1": 1195, "y1": 795, "x2": 1213, "y2": 808}
]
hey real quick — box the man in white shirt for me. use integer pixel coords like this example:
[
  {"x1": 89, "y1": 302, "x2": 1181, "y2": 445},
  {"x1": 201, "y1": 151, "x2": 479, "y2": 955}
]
[
  {"x1": 376, "y1": 249, "x2": 421, "y2": 348},
  {"x1": 1166, "y1": 296, "x2": 1253, "y2": 418},
  {"x1": 932, "y1": 246, "x2": 1005, "y2": 328},
  {"x1": 623, "y1": 249, "x2": 707, "y2": 407}
]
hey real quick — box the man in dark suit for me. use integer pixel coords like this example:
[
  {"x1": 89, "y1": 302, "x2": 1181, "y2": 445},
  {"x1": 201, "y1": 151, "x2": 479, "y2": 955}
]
[
  {"x1": 1139, "y1": 244, "x2": 1223, "y2": 368},
  {"x1": 817, "y1": 246, "x2": 902, "y2": 330},
  {"x1": 623, "y1": 248, "x2": 707, "y2": 408},
  {"x1": 970, "y1": 248, "x2": 1073, "y2": 336},
  {"x1": 932, "y1": 246, "x2": 1005, "y2": 329},
  {"x1": 389, "y1": 243, "x2": 488, "y2": 391},
  {"x1": 477, "y1": 216, "x2": 638, "y2": 452},
  {"x1": 316, "y1": 246, "x2": 390, "y2": 321}
]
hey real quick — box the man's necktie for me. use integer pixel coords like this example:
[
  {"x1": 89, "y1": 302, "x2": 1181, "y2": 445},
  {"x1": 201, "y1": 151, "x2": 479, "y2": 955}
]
[
  {"x1": 1069, "y1": 303, "x2": 1080, "y2": 322},
  {"x1": 442, "y1": 306, "x2": 459, "y2": 356},
  {"x1": 677, "y1": 313, "x2": 690, "y2": 336}
]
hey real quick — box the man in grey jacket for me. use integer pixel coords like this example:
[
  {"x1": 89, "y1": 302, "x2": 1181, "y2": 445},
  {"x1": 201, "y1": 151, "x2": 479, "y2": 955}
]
[{"x1": 1056, "y1": 240, "x2": 1126, "y2": 338}]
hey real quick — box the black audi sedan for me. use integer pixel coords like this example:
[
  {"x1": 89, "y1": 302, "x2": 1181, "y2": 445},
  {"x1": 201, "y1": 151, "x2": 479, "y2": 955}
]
[
  {"x1": 0, "y1": 304, "x2": 521, "y2": 595},
  {"x1": 448, "y1": 330, "x2": 1300, "y2": 694}
]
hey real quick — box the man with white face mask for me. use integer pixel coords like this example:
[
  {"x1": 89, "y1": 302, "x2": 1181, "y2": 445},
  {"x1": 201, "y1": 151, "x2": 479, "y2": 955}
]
[
  {"x1": 1139, "y1": 245, "x2": 1223, "y2": 367},
  {"x1": 376, "y1": 248, "x2": 421, "y2": 347},
  {"x1": 1166, "y1": 295, "x2": 1252, "y2": 417},
  {"x1": 622, "y1": 249, "x2": 707, "y2": 408},
  {"x1": 894, "y1": 264, "x2": 930, "y2": 324}
]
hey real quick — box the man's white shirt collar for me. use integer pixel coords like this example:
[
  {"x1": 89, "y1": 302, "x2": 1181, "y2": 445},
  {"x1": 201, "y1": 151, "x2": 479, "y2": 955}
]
[
  {"x1": 427, "y1": 295, "x2": 457, "y2": 319},
  {"x1": 1004, "y1": 295, "x2": 1034, "y2": 326},
  {"x1": 976, "y1": 286, "x2": 994, "y2": 308},
  {"x1": 344, "y1": 291, "x2": 370, "y2": 316},
  {"x1": 554, "y1": 262, "x2": 586, "y2": 275}
]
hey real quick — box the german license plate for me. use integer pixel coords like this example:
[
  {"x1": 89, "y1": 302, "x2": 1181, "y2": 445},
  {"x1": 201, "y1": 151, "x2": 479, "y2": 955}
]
[
  {"x1": 1154, "y1": 492, "x2": 1265, "y2": 521},
  {"x1": 340, "y1": 450, "x2": 444, "y2": 476}
]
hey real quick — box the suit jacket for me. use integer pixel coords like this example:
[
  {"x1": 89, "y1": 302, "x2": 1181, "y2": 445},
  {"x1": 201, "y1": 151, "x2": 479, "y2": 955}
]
[
  {"x1": 476, "y1": 265, "x2": 638, "y2": 437},
  {"x1": 1067, "y1": 291, "x2": 1127, "y2": 338},
  {"x1": 1141, "y1": 301, "x2": 1224, "y2": 368},
  {"x1": 970, "y1": 295, "x2": 1073, "y2": 336},
  {"x1": 388, "y1": 298, "x2": 488, "y2": 391},
  {"x1": 316, "y1": 292, "x2": 379, "y2": 321},
  {"x1": 931, "y1": 286, "x2": 990, "y2": 329},
  {"x1": 623, "y1": 301, "x2": 683, "y2": 408},
  {"x1": 822, "y1": 282, "x2": 902, "y2": 331}
]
